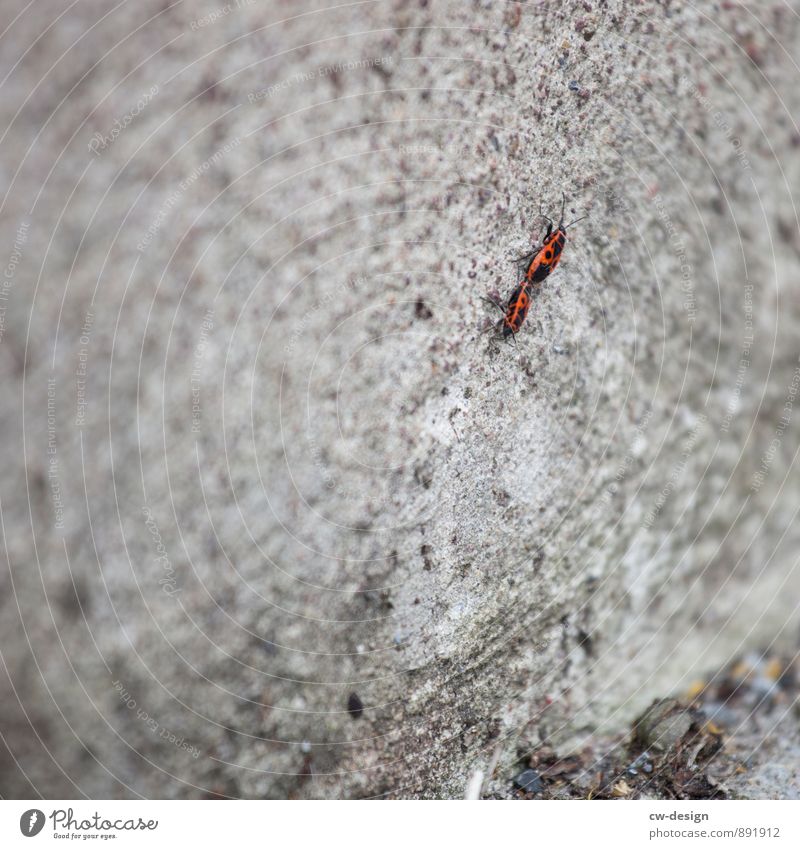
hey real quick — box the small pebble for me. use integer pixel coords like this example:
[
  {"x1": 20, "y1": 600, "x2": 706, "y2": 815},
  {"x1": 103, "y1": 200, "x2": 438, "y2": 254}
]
[{"x1": 514, "y1": 768, "x2": 543, "y2": 794}]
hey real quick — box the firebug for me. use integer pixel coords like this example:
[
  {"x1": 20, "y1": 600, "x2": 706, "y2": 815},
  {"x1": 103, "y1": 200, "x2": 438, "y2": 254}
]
[{"x1": 484, "y1": 193, "x2": 585, "y2": 340}]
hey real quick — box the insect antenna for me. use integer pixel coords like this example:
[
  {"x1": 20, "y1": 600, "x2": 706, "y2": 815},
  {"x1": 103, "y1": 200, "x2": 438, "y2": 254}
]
[{"x1": 563, "y1": 214, "x2": 588, "y2": 230}]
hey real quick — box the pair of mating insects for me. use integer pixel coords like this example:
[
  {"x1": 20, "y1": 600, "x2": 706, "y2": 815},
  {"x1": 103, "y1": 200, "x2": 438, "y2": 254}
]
[{"x1": 484, "y1": 193, "x2": 586, "y2": 341}]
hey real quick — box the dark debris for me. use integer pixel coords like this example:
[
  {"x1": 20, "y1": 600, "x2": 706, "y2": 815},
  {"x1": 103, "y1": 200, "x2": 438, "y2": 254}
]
[{"x1": 347, "y1": 692, "x2": 364, "y2": 719}]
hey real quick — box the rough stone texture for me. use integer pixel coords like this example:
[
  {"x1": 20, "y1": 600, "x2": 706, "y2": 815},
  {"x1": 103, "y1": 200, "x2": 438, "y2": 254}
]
[{"x1": 2, "y1": 0, "x2": 800, "y2": 799}]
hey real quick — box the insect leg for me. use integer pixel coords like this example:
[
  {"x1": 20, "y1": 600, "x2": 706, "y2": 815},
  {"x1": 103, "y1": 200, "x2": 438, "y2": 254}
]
[
  {"x1": 481, "y1": 295, "x2": 506, "y2": 315},
  {"x1": 510, "y1": 249, "x2": 537, "y2": 266}
]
